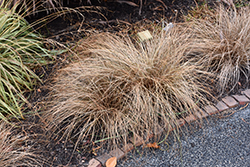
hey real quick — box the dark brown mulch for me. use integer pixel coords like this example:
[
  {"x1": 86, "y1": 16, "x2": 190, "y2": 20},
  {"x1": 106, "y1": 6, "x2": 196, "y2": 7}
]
[{"x1": 30, "y1": 0, "x2": 202, "y2": 42}]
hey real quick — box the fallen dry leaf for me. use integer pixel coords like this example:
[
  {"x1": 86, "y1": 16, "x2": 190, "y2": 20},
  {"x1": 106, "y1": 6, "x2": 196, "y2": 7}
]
[
  {"x1": 146, "y1": 142, "x2": 160, "y2": 149},
  {"x1": 92, "y1": 146, "x2": 101, "y2": 151},
  {"x1": 92, "y1": 146, "x2": 101, "y2": 156},
  {"x1": 106, "y1": 157, "x2": 117, "y2": 167}
]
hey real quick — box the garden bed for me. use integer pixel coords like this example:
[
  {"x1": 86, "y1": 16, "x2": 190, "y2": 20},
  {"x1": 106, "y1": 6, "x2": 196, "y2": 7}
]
[{"x1": 1, "y1": 0, "x2": 250, "y2": 166}]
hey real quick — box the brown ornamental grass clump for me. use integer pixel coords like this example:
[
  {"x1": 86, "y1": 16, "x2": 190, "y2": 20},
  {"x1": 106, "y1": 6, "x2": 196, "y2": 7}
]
[
  {"x1": 189, "y1": 6, "x2": 250, "y2": 94},
  {"x1": 0, "y1": 121, "x2": 40, "y2": 166},
  {"x1": 44, "y1": 27, "x2": 211, "y2": 148}
]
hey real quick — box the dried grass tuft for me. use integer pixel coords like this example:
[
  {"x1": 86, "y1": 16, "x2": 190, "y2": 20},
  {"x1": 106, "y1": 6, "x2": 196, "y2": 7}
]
[
  {"x1": 189, "y1": 6, "x2": 250, "y2": 94},
  {"x1": 0, "y1": 121, "x2": 41, "y2": 166},
  {"x1": 44, "y1": 27, "x2": 210, "y2": 148}
]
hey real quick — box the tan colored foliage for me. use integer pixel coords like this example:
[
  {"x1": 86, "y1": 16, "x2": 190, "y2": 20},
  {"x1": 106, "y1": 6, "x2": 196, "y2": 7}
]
[
  {"x1": 0, "y1": 121, "x2": 41, "y2": 166},
  {"x1": 188, "y1": 6, "x2": 250, "y2": 94},
  {"x1": 44, "y1": 26, "x2": 210, "y2": 148}
]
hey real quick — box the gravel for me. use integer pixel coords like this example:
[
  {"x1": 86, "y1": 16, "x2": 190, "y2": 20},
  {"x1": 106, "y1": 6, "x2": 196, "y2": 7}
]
[{"x1": 118, "y1": 106, "x2": 250, "y2": 167}]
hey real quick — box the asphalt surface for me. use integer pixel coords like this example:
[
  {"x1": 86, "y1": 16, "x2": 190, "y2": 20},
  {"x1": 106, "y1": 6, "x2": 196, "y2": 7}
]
[{"x1": 118, "y1": 105, "x2": 250, "y2": 167}]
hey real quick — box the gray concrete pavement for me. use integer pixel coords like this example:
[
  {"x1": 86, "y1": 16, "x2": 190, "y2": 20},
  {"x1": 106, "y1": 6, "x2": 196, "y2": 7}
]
[{"x1": 118, "y1": 106, "x2": 250, "y2": 167}]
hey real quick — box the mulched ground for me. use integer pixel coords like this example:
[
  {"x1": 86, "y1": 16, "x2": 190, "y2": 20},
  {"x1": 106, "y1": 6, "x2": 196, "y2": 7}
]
[
  {"x1": 20, "y1": 0, "x2": 249, "y2": 166},
  {"x1": 32, "y1": 0, "x2": 202, "y2": 42}
]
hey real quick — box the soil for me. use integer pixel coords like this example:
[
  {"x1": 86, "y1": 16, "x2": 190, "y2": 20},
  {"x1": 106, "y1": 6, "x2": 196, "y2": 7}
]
[
  {"x1": 30, "y1": 0, "x2": 206, "y2": 42},
  {"x1": 19, "y1": 0, "x2": 250, "y2": 166}
]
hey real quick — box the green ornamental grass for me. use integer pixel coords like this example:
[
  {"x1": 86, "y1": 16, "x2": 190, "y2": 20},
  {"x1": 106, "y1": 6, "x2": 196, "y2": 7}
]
[{"x1": 0, "y1": 1, "x2": 54, "y2": 121}]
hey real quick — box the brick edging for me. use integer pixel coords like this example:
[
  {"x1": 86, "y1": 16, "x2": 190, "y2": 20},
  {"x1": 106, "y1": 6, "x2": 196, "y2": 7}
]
[{"x1": 87, "y1": 89, "x2": 250, "y2": 167}]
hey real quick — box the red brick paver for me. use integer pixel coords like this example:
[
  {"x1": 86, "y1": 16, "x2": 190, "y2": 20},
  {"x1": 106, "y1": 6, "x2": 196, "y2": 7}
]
[
  {"x1": 215, "y1": 101, "x2": 229, "y2": 112},
  {"x1": 194, "y1": 110, "x2": 209, "y2": 119},
  {"x1": 109, "y1": 148, "x2": 125, "y2": 160},
  {"x1": 153, "y1": 126, "x2": 164, "y2": 137},
  {"x1": 95, "y1": 153, "x2": 112, "y2": 166},
  {"x1": 121, "y1": 143, "x2": 134, "y2": 153},
  {"x1": 145, "y1": 132, "x2": 154, "y2": 142},
  {"x1": 204, "y1": 105, "x2": 219, "y2": 115},
  {"x1": 232, "y1": 95, "x2": 250, "y2": 105},
  {"x1": 184, "y1": 114, "x2": 196, "y2": 123},
  {"x1": 222, "y1": 96, "x2": 238, "y2": 108},
  {"x1": 242, "y1": 89, "x2": 250, "y2": 99},
  {"x1": 177, "y1": 118, "x2": 185, "y2": 127},
  {"x1": 130, "y1": 135, "x2": 144, "y2": 146},
  {"x1": 88, "y1": 158, "x2": 102, "y2": 167}
]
